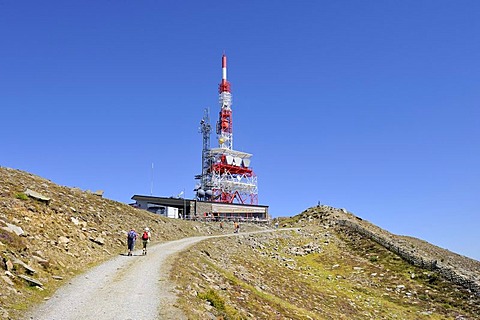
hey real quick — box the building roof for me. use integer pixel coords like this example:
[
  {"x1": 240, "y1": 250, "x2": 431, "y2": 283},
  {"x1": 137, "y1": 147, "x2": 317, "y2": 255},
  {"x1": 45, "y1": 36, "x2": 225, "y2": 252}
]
[
  {"x1": 131, "y1": 194, "x2": 269, "y2": 208},
  {"x1": 131, "y1": 195, "x2": 188, "y2": 207}
]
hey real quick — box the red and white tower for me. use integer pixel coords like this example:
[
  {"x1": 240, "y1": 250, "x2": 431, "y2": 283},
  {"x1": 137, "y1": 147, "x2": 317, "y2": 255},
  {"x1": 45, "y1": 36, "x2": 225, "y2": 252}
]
[
  {"x1": 195, "y1": 54, "x2": 258, "y2": 205},
  {"x1": 217, "y1": 54, "x2": 233, "y2": 150}
]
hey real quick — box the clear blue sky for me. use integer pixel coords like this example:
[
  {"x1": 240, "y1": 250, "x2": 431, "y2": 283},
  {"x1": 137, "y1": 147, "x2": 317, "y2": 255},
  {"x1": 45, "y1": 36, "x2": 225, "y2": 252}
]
[{"x1": 1, "y1": 1, "x2": 479, "y2": 260}]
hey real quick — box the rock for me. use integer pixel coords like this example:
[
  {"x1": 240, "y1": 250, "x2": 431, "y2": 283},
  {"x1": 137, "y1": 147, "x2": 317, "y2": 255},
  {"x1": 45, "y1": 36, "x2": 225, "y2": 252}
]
[
  {"x1": 201, "y1": 273, "x2": 214, "y2": 283},
  {"x1": 219, "y1": 283, "x2": 228, "y2": 290},
  {"x1": 5, "y1": 259, "x2": 14, "y2": 271},
  {"x1": 25, "y1": 188, "x2": 51, "y2": 204},
  {"x1": 34, "y1": 251, "x2": 46, "y2": 259},
  {"x1": 189, "y1": 288, "x2": 198, "y2": 296},
  {"x1": 90, "y1": 237, "x2": 105, "y2": 245},
  {"x1": 13, "y1": 258, "x2": 36, "y2": 274},
  {"x1": 52, "y1": 275, "x2": 63, "y2": 280},
  {"x1": 32, "y1": 255, "x2": 50, "y2": 268},
  {"x1": 58, "y1": 236, "x2": 70, "y2": 244},
  {"x1": 1, "y1": 275, "x2": 14, "y2": 286},
  {"x1": 5, "y1": 271, "x2": 15, "y2": 278},
  {"x1": 71, "y1": 217, "x2": 80, "y2": 226},
  {"x1": 2, "y1": 223, "x2": 24, "y2": 236},
  {"x1": 18, "y1": 274, "x2": 43, "y2": 287}
]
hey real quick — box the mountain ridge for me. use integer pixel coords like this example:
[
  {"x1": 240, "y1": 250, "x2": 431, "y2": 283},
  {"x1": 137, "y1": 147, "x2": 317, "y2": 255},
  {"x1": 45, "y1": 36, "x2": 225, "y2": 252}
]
[{"x1": 1, "y1": 166, "x2": 479, "y2": 319}]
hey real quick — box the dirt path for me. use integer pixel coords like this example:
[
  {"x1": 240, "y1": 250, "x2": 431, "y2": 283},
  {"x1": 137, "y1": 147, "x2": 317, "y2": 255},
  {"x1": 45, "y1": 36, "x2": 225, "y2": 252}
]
[
  {"x1": 25, "y1": 229, "x2": 294, "y2": 320},
  {"x1": 25, "y1": 236, "x2": 211, "y2": 320}
]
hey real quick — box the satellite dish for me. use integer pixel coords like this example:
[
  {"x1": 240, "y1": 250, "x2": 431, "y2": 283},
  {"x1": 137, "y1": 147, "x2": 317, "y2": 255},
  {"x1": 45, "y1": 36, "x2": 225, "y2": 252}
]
[
  {"x1": 226, "y1": 155, "x2": 233, "y2": 165},
  {"x1": 243, "y1": 159, "x2": 250, "y2": 167},
  {"x1": 197, "y1": 189, "x2": 205, "y2": 197},
  {"x1": 206, "y1": 190, "x2": 213, "y2": 197}
]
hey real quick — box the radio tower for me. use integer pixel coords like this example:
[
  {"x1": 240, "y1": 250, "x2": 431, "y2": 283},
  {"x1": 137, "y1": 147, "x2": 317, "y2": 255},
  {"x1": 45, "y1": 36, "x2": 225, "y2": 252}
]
[
  {"x1": 217, "y1": 54, "x2": 233, "y2": 149},
  {"x1": 195, "y1": 54, "x2": 258, "y2": 204}
]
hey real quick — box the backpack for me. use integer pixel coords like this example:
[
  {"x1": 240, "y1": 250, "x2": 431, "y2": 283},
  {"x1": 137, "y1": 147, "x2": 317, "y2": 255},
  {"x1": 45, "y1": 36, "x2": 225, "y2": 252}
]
[
  {"x1": 128, "y1": 230, "x2": 136, "y2": 239},
  {"x1": 142, "y1": 231, "x2": 149, "y2": 240}
]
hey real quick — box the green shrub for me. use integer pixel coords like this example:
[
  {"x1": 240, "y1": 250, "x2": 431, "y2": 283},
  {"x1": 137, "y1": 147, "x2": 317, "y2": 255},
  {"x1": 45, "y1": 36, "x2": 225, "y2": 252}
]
[
  {"x1": 15, "y1": 193, "x2": 28, "y2": 201},
  {"x1": 198, "y1": 289, "x2": 225, "y2": 311}
]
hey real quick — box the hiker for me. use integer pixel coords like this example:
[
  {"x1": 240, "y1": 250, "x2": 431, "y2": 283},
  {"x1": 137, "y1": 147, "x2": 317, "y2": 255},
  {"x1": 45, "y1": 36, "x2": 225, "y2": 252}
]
[
  {"x1": 141, "y1": 227, "x2": 151, "y2": 255},
  {"x1": 219, "y1": 221, "x2": 223, "y2": 229},
  {"x1": 127, "y1": 228, "x2": 137, "y2": 256},
  {"x1": 233, "y1": 221, "x2": 239, "y2": 233}
]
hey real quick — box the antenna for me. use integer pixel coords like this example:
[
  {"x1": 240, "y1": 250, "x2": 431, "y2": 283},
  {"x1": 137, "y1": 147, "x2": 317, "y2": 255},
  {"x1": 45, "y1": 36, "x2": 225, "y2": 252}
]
[
  {"x1": 150, "y1": 162, "x2": 154, "y2": 195},
  {"x1": 199, "y1": 107, "x2": 211, "y2": 191}
]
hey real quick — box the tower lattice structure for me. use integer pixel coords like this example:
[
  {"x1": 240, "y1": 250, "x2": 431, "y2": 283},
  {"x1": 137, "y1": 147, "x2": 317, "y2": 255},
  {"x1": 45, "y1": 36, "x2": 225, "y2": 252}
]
[{"x1": 195, "y1": 54, "x2": 258, "y2": 205}]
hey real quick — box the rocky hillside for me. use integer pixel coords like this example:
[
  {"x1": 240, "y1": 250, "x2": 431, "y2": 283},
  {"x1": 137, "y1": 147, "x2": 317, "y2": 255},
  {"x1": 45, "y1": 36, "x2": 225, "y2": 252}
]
[
  {"x1": 1, "y1": 166, "x2": 479, "y2": 319},
  {"x1": 0, "y1": 166, "x2": 248, "y2": 319},
  {"x1": 170, "y1": 209, "x2": 480, "y2": 319}
]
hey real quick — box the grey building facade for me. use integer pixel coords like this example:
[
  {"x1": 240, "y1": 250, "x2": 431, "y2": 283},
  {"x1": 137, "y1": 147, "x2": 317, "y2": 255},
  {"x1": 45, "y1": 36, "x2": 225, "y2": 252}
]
[{"x1": 131, "y1": 195, "x2": 269, "y2": 222}]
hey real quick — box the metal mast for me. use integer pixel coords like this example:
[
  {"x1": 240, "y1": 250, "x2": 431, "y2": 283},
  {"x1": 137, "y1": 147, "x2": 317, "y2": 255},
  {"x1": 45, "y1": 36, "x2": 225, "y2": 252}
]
[
  {"x1": 217, "y1": 54, "x2": 233, "y2": 150},
  {"x1": 195, "y1": 54, "x2": 258, "y2": 205},
  {"x1": 199, "y1": 108, "x2": 211, "y2": 192}
]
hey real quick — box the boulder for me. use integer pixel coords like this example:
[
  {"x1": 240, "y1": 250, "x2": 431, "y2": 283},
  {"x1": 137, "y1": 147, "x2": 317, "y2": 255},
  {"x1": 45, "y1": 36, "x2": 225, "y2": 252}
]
[
  {"x1": 25, "y1": 189, "x2": 50, "y2": 205},
  {"x1": 18, "y1": 274, "x2": 43, "y2": 287},
  {"x1": 90, "y1": 237, "x2": 105, "y2": 245},
  {"x1": 13, "y1": 258, "x2": 36, "y2": 274},
  {"x1": 2, "y1": 223, "x2": 24, "y2": 236}
]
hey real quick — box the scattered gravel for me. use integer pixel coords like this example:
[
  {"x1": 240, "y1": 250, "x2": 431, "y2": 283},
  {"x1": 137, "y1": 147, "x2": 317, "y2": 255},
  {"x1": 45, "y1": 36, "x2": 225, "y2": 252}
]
[
  {"x1": 24, "y1": 229, "x2": 285, "y2": 320},
  {"x1": 25, "y1": 236, "x2": 212, "y2": 320}
]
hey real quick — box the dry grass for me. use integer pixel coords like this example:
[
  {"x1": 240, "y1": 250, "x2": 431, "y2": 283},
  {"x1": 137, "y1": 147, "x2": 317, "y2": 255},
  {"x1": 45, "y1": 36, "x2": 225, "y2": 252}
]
[
  {"x1": 2, "y1": 167, "x2": 479, "y2": 319},
  {"x1": 171, "y1": 224, "x2": 479, "y2": 319},
  {"x1": 0, "y1": 167, "x2": 229, "y2": 319}
]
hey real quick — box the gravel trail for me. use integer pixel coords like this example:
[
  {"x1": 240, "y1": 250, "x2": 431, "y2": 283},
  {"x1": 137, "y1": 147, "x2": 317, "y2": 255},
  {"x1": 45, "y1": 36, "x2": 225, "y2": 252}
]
[
  {"x1": 25, "y1": 236, "x2": 212, "y2": 320},
  {"x1": 25, "y1": 229, "x2": 292, "y2": 320}
]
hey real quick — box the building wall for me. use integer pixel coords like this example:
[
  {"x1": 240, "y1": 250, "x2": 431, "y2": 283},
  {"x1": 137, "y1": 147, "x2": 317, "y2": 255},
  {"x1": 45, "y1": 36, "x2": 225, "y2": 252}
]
[
  {"x1": 193, "y1": 201, "x2": 268, "y2": 221},
  {"x1": 132, "y1": 195, "x2": 268, "y2": 221},
  {"x1": 195, "y1": 201, "x2": 212, "y2": 218}
]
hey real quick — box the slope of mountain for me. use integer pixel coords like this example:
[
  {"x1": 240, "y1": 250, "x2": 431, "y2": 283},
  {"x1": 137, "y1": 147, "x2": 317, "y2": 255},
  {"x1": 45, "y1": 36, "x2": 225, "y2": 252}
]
[
  {"x1": 1, "y1": 166, "x2": 479, "y2": 319},
  {"x1": 170, "y1": 209, "x2": 480, "y2": 319},
  {"x1": 0, "y1": 166, "x2": 235, "y2": 319}
]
